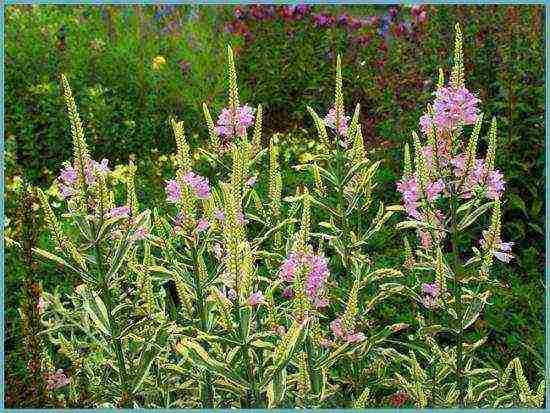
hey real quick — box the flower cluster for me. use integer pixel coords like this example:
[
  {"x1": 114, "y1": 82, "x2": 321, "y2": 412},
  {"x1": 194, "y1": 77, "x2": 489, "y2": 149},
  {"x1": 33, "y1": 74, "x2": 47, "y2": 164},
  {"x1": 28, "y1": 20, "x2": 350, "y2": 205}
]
[
  {"x1": 324, "y1": 107, "x2": 349, "y2": 137},
  {"x1": 57, "y1": 158, "x2": 109, "y2": 199},
  {"x1": 480, "y1": 230, "x2": 514, "y2": 263},
  {"x1": 432, "y1": 86, "x2": 480, "y2": 131},
  {"x1": 215, "y1": 105, "x2": 255, "y2": 142},
  {"x1": 226, "y1": 5, "x2": 429, "y2": 49},
  {"x1": 165, "y1": 171, "x2": 211, "y2": 203},
  {"x1": 420, "y1": 282, "x2": 439, "y2": 308},
  {"x1": 43, "y1": 369, "x2": 70, "y2": 390},
  {"x1": 329, "y1": 318, "x2": 365, "y2": 343},
  {"x1": 280, "y1": 251, "x2": 329, "y2": 304}
]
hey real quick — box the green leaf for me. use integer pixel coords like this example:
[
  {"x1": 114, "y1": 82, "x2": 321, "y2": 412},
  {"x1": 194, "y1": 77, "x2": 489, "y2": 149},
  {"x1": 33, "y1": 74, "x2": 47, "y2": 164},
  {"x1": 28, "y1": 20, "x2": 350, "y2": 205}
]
[
  {"x1": 266, "y1": 368, "x2": 287, "y2": 407},
  {"x1": 176, "y1": 338, "x2": 248, "y2": 389},
  {"x1": 458, "y1": 201, "x2": 493, "y2": 231}
]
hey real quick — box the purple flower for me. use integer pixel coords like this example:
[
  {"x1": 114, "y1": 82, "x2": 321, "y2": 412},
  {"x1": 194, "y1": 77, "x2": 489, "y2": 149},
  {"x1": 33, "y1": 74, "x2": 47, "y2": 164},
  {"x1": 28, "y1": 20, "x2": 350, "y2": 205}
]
[
  {"x1": 216, "y1": 105, "x2": 255, "y2": 141},
  {"x1": 282, "y1": 286, "x2": 294, "y2": 299},
  {"x1": 214, "y1": 209, "x2": 225, "y2": 221},
  {"x1": 426, "y1": 179, "x2": 445, "y2": 201},
  {"x1": 248, "y1": 290, "x2": 264, "y2": 306},
  {"x1": 433, "y1": 86, "x2": 480, "y2": 131},
  {"x1": 227, "y1": 288, "x2": 237, "y2": 300},
  {"x1": 330, "y1": 319, "x2": 344, "y2": 337},
  {"x1": 422, "y1": 282, "x2": 439, "y2": 298},
  {"x1": 324, "y1": 107, "x2": 349, "y2": 137},
  {"x1": 165, "y1": 179, "x2": 182, "y2": 203},
  {"x1": 182, "y1": 171, "x2": 211, "y2": 199},
  {"x1": 486, "y1": 170, "x2": 506, "y2": 200},
  {"x1": 196, "y1": 218, "x2": 210, "y2": 232},
  {"x1": 313, "y1": 13, "x2": 335, "y2": 27},
  {"x1": 480, "y1": 230, "x2": 514, "y2": 262},
  {"x1": 108, "y1": 206, "x2": 131, "y2": 219},
  {"x1": 58, "y1": 165, "x2": 77, "y2": 185}
]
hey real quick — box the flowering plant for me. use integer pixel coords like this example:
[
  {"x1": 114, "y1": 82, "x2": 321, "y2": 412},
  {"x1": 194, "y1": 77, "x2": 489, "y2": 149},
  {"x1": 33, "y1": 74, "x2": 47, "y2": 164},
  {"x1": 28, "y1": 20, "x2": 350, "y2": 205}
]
[{"x1": 24, "y1": 23, "x2": 543, "y2": 409}]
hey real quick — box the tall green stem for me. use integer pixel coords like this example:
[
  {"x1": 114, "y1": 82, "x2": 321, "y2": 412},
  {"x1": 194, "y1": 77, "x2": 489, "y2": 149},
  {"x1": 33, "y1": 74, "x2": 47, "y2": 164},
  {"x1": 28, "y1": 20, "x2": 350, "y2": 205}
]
[
  {"x1": 191, "y1": 245, "x2": 214, "y2": 408},
  {"x1": 450, "y1": 194, "x2": 465, "y2": 407},
  {"x1": 335, "y1": 143, "x2": 349, "y2": 267},
  {"x1": 93, "y1": 230, "x2": 132, "y2": 406}
]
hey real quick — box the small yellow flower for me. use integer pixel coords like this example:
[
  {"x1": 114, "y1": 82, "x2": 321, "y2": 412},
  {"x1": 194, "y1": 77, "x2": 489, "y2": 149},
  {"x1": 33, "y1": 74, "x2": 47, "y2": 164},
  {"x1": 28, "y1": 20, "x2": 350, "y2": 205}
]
[{"x1": 152, "y1": 55, "x2": 166, "y2": 71}]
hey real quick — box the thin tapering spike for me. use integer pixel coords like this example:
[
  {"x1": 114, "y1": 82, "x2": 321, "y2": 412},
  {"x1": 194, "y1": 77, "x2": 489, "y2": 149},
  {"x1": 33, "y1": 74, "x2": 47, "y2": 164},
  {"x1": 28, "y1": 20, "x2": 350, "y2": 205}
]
[
  {"x1": 485, "y1": 117, "x2": 498, "y2": 173},
  {"x1": 203, "y1": 103, "x2": 220, "y2": 150},
  {"x1": 450, "y1": 23, "x2": 464, "y2": 89},
  {"x1": 227, "y1": 45, "x2": 240, "y2": 111}
]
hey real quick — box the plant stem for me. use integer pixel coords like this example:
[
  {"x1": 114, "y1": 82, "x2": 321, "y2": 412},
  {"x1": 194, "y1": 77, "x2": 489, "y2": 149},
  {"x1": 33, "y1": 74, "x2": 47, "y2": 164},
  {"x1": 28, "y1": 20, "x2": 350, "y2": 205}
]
[
  {"x1": 191, "y1": 244, "x2": 214, "y2": 408},
  {"x1": 450, "y1": 193, "x2": 465, "y2": 407},
  {"x1": 93, "y1": 232, "x2": 132, "y2": 406},
  {"x1": 335, "y1": 143, "x2": 349, "y2": 267}
]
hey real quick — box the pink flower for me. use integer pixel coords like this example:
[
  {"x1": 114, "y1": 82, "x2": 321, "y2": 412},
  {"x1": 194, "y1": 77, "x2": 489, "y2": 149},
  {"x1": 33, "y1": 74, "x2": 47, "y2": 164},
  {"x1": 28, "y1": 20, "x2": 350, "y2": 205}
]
[
  {"x1": 279, "y1": 251, "x2": 330, "y2": 301},
  {"x1": 236, "y1": 211, "x2": 246, "y2": 225},
  {"x1": 330, "y1": 318, "x2": 344, "y2": 337},
  {"x1": 108, "y1": 206, "x2": 131, "y2": 219},
  {"x1": 319, "y1": 338, "x2": 333, "y2": 348},
  {"x1": 37, "y1": 296, "x2": 47, "y2": 315},
  {"x1": 397, "y1": 176, "x2": 421, "y2": 219},
  {"x1": 196, "y1": 218, "x2": 210, "y2": 232},
  {"x1": 314, "y1": 297, "x2": 330, "y2": 309},
  {"x1": 248, "y1": 290, "x2": 264, "y2": 306},
  {"x1": 215, "y1": 105, "x2": 255, "y2": 140},
  {"x1": 133, "y1": 227, "x2": 149, "y2": 241},
  {"x1": 182, "y1": 172, "x2": 211, "y2": 199},
  {"x1": 480, "y1": 230, "x2": 514, "y2": 262},
  {"x1": 324, "y1": 107, "x2": 349, "y2": 137},
  {"x1": 346, "y1": 332, "x2": 365, "y2": 343},
  {"x1": 165, "y1": 179, "x2": 182, "y2": 203},
  {"x1": 44, "y1": 369, "x2": 70, "y2": 390},
  {"x1": 275, "y1": 325, "x2": 286, "y2": 336},
  {"x1": 486, "y1": 170, "x2": 506, "y2": 200},
  {"x1": 433, "y1": 86, "x2": 480, "y2": 130},
  {"x1": 422, "y1": 282, "x2": 439, "y2": 298},
  {"x1": 426, "y1": 179, "x2": 445, "y2": 201}
]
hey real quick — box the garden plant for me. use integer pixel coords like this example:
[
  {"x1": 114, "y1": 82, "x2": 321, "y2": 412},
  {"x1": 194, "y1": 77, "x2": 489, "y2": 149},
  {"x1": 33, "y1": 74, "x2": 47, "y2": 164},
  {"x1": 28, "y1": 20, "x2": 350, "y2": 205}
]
[{"x1": 5, "y1": 14, "x2": 545, "y2": 409}]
